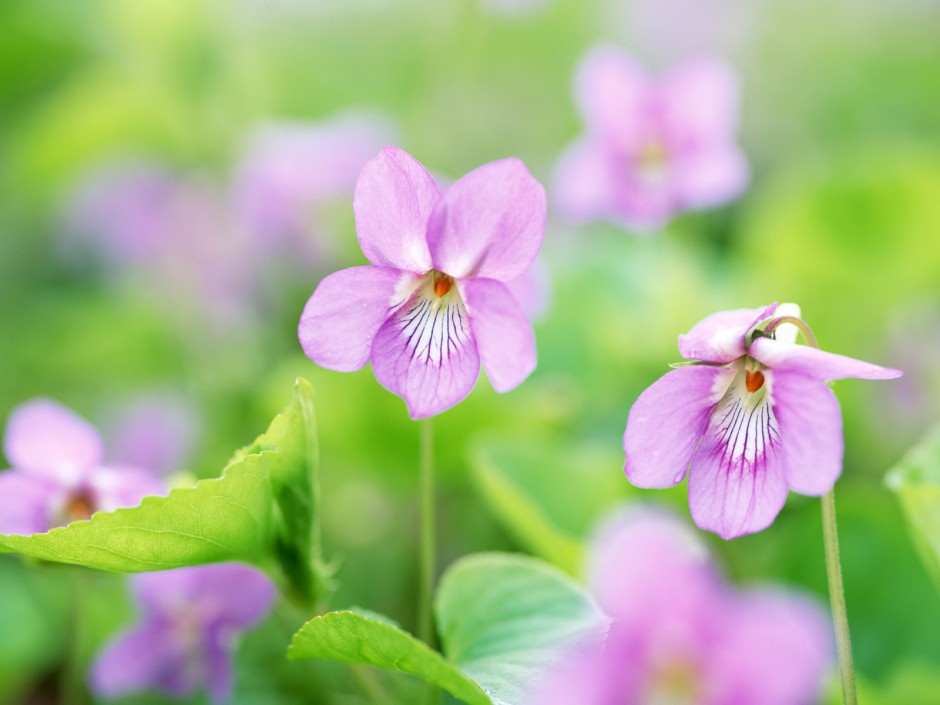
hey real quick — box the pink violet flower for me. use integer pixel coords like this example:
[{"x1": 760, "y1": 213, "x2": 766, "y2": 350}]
[
  {"x1": 623, "y1": 303, "x2": 903, "y2": 539},
  {"x1": 298, "y1": 145, "x2": 546, "y2": 419},
  {"x1": 553, "y1": 45, "x2": 748, "y2": 231},
  {"x1": 107, "y1": 393, "x2": 199, "y2": 477},
  {"x1": 91, "y1": 563, "x2": 276, "y2": 702},
  {"x1": 0, "y1": 399, "x2": 166, "y2": 536},
  {"x1": 531, "y1": 508, "x2": 833, "y2": 705}
]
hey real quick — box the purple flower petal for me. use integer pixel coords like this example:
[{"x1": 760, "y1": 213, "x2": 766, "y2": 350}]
[
  {"x1": 298, "y1": 266, "x2": 417, "y2": 372},
  {"x1": 205, "y1": 625, "x2": 235, "y2": 702},
  {"x1": 460, "y1": 278, "x2": 536, "y2": 393},
  {"x1": 0, "y1": 471, "x2": 62, "y2": 535},
  {"x1": 353, "y1": 146, "x2": 438, "y2": 272},
  {"x1": 108, "y1": 394, "x2": 198, "y2": 476},
  {"x1": 87, "y1": 465, "x2": 168, "y2": 514},
  {"x1": 552, "y1": 140, "x2": 616, "y2": 223},
  {"x1": 623, "y1": 366, "x2": 727, "y2": 488},
  {"x1": 3, "y1": 399, "x2": 103, "y2": 483},
  {"x1": 673, "y1": 145, "x2": 749, "y2": 209},
  {"x1": 678, "y1": 303, "x2": 777, "y2": 363},
  {"x1": 770, "y1": 371, "x2": 844, "y2": 495},
  {"x1": 574, "y1": 45, "x2": 649, "y2": 147},
  {"x1": 749, "y1": 337, "x2": 903, "y2": 381},
  {"x1": 688, "y1": 372, "x2": 789, "y2": 539},
  {"x1": 370, "y1": 289, "x2": 481, "y2": 419},
  {"x1": 660, "y1": 57, "x2": 740, "y2": 150},
  {"x1": 708, "y1": 589, "x2": 833, "y2": 705},
  {"x1": 90, "y1": 617, "x2": 183, "y2": 698},
  {"x1": 426, "y1": 158, "x2": 546, "y2": 281},
  {"x1": 505, "y1": 258, "x2": 551, "y2": 322}
]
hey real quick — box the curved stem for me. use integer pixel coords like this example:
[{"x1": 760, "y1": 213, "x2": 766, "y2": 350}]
[
  {"x1": 821, "y1": 490, "x2": 858, "y2": 705},
  {"x1": 763, "y1": 315, "x2": 819, "y2": 348},
  {"x1": 418, "y1": 418, "x2": 435, "y2": 647}
]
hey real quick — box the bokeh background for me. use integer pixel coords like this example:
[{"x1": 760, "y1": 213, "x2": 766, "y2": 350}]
[{"x1": 1, "y1": 0, "x2": 939, "y2": 702}]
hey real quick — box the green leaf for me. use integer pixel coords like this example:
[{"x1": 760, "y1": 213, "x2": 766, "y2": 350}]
[
  {"x1": 288, "y1": 611, "x2": 491, "y2": 705},
  {"x1": 288, "y1": 553, "x2": 605, "y2": 705},
  {"x1": 470, "y1": 439, "x2": 628, "y2": 575},
  {"x1": 0, "y1": 378, "x2": 325, "y2": 606},
  {"x1": 886, "y1": 424, "x2": 940, "y2": 591}
]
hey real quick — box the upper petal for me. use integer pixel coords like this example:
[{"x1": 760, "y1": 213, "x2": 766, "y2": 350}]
[
  {"x1": 623, "y1": 366, "x2": 727, "y2": 488},
  {"x1": 574, "y1": 45, "x2": 650, "y2": 146},
  {"x1": 660, "y1": 57, "x2": 741, "y2": 149},
  {"x1": 708, "y1": 589, "x2": 832, "y2": 705},
  {"x1": 426, "y1": 158, "x2": 546, "y2": 281},
  {"x1": 771, "y1": 371, "x2": 844, "y2": 495},
  {"x1": 749, "y1": 337, "x2": 903, "y2": 381},
  {"x1": 3, "y1": 399, "x2": 104, "y2": 482},
  {"x1": 678, "y1": 303, "x2": 777, "y2": 363},
  {"x1": 298, "y1": 266, "x2": 417, "y2": 372},
  {"x1": 459, "y1": 278, "x2": 536, "y2": 393},
  {"x1": 87, "y1": 465, "x2": 168, "y2": 514},
  {"x1": 353, "y1": 146, "x2": 438, "y2": 271},
  {"x1": 688, "y1": 369, "x2": 789, "y2": 539},
  {"x1": 370, "y1": 286, "x2": 481, "y2": 418}
]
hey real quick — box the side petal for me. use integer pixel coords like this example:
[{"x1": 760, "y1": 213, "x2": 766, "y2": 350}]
[
  {"x1": 623, "y1": 366, "x2": 727, "y2": 488},
  {"x1": 195, "y1": 563, "x2": 277, "y2": 627},
  {"x1": 370, "y1": 291, "x2": 481, "y2": 419},
  {"x1": 688, "y1": 376, "x2": 789, "y2": 539},
  {"x1": 574, "y1": 45, "x2": 650, "y2": 146},
  {"x1": 660, "y1": 57, "x2": 740, "y2": 148},
  {"x1": 673, "y1": 145, "x2": 749, "y2": 209},
  {"x1": 3, "y1": 399, "x2": 104, "y2": 482},
  {"x1": 552, "y1": 139, "x2": 616, "y2": 223},
  {"x1": 505, "y1": 257, "x2": 551, "y2": 322},
  {"x1": 459, "y1": 278, "x2": 536, "y2": 393},
  {"x1": 205, "y1": 626, "x2": 235, "y2": 703},
  {"x1": 0, "y1": 471, "x2": 61, "y2": 535},
  {"x1": 709, "y1": 589, "x2": 832, "y2": 705},
  {"x1": 298, "y1": 266, "x2": 417, "y2": 372},
  {"x1": 90, "y1": 619, "x2": 183, "y2": 698},
  {"x1": 353, "y1": 146, "x2": 438, "y2": 271},
  {"x1": 771, "y1": 371, "x2": 844, "y2": 495},
  {"x1": 426, "y1": 158, "x2": 546, "y2": 281},
  {"x1": 677, "y1": 303, "x2": 777, "y2": 363},
  {"x1": 87, "y1": 466, "x2": 168, "y2": 514},
  {"x1": 749, "y1": 337, "x2": 903, "y2": 381}
]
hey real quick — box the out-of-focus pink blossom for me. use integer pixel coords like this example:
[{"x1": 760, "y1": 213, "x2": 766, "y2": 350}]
[
  {"x1": 554, "y1": 46, "x2": 748, "y2": 231},
  {"x1": 531, "y1": 507, "x2": 833, "y2": 705},
  {"x1": 107, "y1": 393, "x2": 199, "y2": 477}
]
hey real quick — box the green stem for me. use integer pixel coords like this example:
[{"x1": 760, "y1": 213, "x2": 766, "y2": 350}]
[
  {"x1": 62, "y1": 568, "x2": 87, "y2": 705},
  {"x1": 821, "y1": 490, "x2": 858, "y2": 705},
  {"x1": 418, "y1": 418, "x2": 435, "y2": 647}
]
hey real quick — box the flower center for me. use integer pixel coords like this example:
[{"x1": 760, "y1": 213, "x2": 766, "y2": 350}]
[
  {"x1": 636, "y1": 138, "x2": 670, "y2": 184},
  {"x1": 433, "y1": 272, "x2": 454, "y2": 298},
  {"x1": 641, "y1": 659, "x2": 701, "y2": 705},
  {"x1": 65, "y1": 490, "x2": 96, "y2": 522},
  {"x1": 745, "y1": 369, "x2": 765, "y2": 393}
]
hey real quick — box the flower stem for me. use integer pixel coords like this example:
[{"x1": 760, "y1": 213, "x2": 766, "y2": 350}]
[
  {"x1": 418, "y1": 418, "x2": 436, "y2": 647},
  {"x1": 821, "y1": 489, "x2": 858, "y2": 705}
]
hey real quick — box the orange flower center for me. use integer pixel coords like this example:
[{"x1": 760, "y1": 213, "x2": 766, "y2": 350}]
[
  {"x1": 433, "y1": 273, "x2": 454, "y2": 298},
  {"x1": 745, "y1": 369, "x2": 765, "y2": 393},
  {"x1": 65, "y1": 491, "x2": 96, "y2": 522}
]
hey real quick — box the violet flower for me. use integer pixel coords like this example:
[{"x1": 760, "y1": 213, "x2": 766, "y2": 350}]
[
  {"x1": 298, "y1": 146, "x2": 546, "y2": 419},
  {"x1": 623, "y1": 303, "x2": 902, "y2": 539},
  {"x1": 531, "y1": 508, "x2": 832, "y2": 705},
  {"x1": 554, "y1": 45, "x2": 748, "y2": 230},
  {"x1": 107, "y1": 393, "x2": 199, "y2": 477},
  {"x1": 0, "y1": 399, "x2": 166, "y2": 536},
  {"x1": 91, "y1": 563, "x2": 276, "y2": 702}
]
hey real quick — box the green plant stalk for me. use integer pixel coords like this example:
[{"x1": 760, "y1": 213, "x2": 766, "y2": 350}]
[
  {"x1": 821, "y1": 490, "x2": 857, "y2": 705},
  {"x1": 418, "y1": 418, "x2": 435, "y2": 647}
]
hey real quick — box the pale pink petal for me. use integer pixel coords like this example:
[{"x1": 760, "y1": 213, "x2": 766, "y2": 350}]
[
  {"x1": 90, "y1": 618, "x2": 184, "y2": 698},
  {"x1": 505, "y1": 258, "x2": 551, "y2": 322},
  {"x1": 749, "y1": 337, "x2": 903, "y2": 381},
  {"x1": 195, "y1": 563, "x2": 276, "y2": 627},
  {"x1": 709, "y1": 589, "x2": 832, "y2": 705},
  {"x1": 678, "y1": 303, "x2": 777, "y2": 363},
  {"x1": 204, "y1": 628, "x2": 234, "y2": 702},
  {"x1": 0, "y1": 471, "x2": 61, "y2": 535},
  {"x1": 552, "y1": 139, "x2": 616, "y2": 223},
  {"x1": 353, "y1": 146, "x2": 438, "y2": 272},
  {"x1": 370, "y1": 291, "x2": 480, "y2": 418},
  {"x1": 769, "y1": 371, "x2": 844, "y2": 495},
  {"x1": 673, "y1": 145, "x2": 749, "y2": 209},
  {"x1": 4, "y1": 399, "x2": 103, "y2": 483},
  {"x1": 426, "y1": 158, "x2": 546, "y2": 281},
  {"x1": 688, "y1": 377, "x2": 788, "y2": 539},
  {"x1": 87, "y1": 466, "x2": 167, "y2": 514},
  {"x1": 298, "y1": 266, "x2": 417, "y2": 372},
  {"x1": 660, "y1": 57, "x2": 740, "y2": 149},
  {"x1": 575, "y1": 45, "x2": 650, "y2": 147},
  {"x1": 108, "y1": 394, "x2": 198, "y2": 476},
  {"x1": 459, "y1": 278, "x2": 536, "y2": 393},
  {"x1": 623, "y1": 366, "x2": 727, "y2": 488}
]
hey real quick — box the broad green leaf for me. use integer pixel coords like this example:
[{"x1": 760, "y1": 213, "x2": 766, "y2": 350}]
[
  {"x1": 0, "y1": 378, "x2": 324, "y2": 605},
  {"x1": 288, "y1": 611, "x2": 491, "y2": 705},
  {"x1": 437, "y1": 553, "x2": 607, "y2": 704},
  {"x1": 470, "y1": 439, "x2": 628, "y2": 575},
  {"x1": 886, "y1": 425, "x2": 940, "y2": 591},
  {"x1": 289, "y1": 553, "x2": 605, "y2": 705}
]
